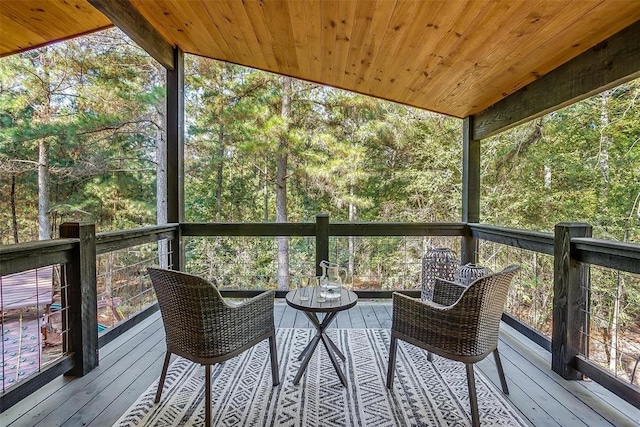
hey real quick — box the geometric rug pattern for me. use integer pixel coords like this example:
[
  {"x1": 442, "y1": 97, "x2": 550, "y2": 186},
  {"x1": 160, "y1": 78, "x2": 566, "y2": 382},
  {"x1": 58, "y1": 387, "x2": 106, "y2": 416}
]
[{"x1": 114, "y1": 328, "x2": 527, "y2": 426}]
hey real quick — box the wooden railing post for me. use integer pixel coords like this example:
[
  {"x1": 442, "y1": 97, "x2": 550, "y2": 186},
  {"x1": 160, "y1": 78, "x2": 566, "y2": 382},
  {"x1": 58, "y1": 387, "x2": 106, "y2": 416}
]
[
  {"x1": 315, "y1": 214, "x2": 329, "y2": 276},
  {"x1": 462, "y1": 116, "x2": 480, "y2": 265},
  {"x1": 553, "y1": 222, "x2": 591, "y2": 380},
  {"x1": 60, "y1": 222, "x2": 98, "y2": 376}
]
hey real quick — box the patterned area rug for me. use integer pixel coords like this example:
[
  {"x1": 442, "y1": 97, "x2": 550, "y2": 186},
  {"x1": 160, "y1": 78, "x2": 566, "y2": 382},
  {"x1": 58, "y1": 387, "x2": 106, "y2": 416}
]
[{"x1": 114, "y1": 328, "x2": 527, "y2": 426}]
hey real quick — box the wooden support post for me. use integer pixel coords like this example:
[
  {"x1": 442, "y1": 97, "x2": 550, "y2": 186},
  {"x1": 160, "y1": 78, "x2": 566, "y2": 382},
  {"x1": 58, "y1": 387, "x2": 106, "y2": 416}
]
[
  {"x1": 167, "y1": 47, "x2": 184, "y2": 271},
  {"x1": 553, "y1": 223, "x2": 592, "y2": 380},
  {"x1": 462, "y1": 116, "x2": 480, "y2": 264},
  {"x1": 316, "y1": 214, "x2": 329, "y2": 276},
  {"x1": 59, "y1": 222, "x2": 98, "y2": 376}
]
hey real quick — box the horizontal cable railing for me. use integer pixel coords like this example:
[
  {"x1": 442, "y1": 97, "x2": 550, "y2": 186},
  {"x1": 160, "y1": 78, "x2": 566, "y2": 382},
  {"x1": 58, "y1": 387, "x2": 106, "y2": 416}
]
[
  {"x1": 0, "y1": 239, "x2": 77, "y2": 411},
  {"x1": 0, "y1": 223, "x2": 179, "y2": 412}
]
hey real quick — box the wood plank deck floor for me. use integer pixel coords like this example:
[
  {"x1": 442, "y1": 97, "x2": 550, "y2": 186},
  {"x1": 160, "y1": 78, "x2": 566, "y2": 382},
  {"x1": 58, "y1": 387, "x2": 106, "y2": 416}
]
[{"x1": 2, "y1": 302, "x2": 638, "y2": 427}]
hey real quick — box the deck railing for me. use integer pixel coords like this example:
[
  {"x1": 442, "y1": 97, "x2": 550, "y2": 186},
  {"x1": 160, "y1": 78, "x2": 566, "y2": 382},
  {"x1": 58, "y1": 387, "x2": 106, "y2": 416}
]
[
  {"x1": 1, "y1": 217, "x2": 639, "y2": 411},
  {"x1": 0, "y1": 223, "x2": 178, "y2": 411}
]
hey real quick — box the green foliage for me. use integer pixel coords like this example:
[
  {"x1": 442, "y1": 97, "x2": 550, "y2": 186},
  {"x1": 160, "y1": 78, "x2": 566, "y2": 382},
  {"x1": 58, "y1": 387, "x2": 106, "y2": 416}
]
[{"x1": 0, "y1": 29, "x2": 159, "y2": 242}]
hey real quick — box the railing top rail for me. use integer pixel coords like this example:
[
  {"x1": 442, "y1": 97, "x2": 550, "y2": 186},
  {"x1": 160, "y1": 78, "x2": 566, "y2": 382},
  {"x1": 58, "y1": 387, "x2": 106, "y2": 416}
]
[
  {"x1": 0, "y1": 238, "x2": 78, "y2": 276},
  {"x1": 0, "y1": 238, "x2": 78, "y2": 257},
  {"x1": 182, "y1": 222, "x2": 317, "y2": 237},
  {"x1": 329, "y1": 222, "x2": 466, "y2": 236},
  {"x1": 96, "y1": 223, "x2": 179, "y2": 255},
  {"x1": 181, "y1": 221, "x2": 466, "y2": 237},
  {"x1": 469, "y1": 223, "x2": 555, "y2": 255},
  {"x1": 573, "y1": 237, "x2": 640, "y2": 274}
]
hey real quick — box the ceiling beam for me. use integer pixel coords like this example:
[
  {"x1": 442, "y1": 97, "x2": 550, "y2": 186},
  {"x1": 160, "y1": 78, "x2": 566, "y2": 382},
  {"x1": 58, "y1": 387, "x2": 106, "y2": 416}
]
[
  {"x1": 88, "y1": 0, "x2": 174, "y2": 70},
  {"x1": 473, "y1": 20, "x2": 640, "y2": 140}
]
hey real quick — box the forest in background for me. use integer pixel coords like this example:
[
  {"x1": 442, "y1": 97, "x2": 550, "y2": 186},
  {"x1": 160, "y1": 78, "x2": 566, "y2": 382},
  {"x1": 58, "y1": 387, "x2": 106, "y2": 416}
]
[
  {"x1": 2, "y1": 29, "x2": 639, "y2": 243},
  {"x1": 1, "y1": 29, "x2": 640, "y2": 383},
  {"x1": 2, "y1": 29, "x2": 639, "y2": 244}
]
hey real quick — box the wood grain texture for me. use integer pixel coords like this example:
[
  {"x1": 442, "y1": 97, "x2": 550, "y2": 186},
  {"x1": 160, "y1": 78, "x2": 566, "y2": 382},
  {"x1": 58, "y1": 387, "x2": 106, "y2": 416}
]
[
  {"x1": 552, "y1": 223, "x2": 591, "y2": 381},
  {"x1": 473, "y1": 19, "x2": 640, "y2": 139},
  {"x1": 88, "y1": 0, "x2": 174, "y2": 69},
  {"x1": 4, "y1": 1, "x2": 640, "y2": 119},
  {"x1": 59, "y1": 222, "x2": 99, "y2": 377}
]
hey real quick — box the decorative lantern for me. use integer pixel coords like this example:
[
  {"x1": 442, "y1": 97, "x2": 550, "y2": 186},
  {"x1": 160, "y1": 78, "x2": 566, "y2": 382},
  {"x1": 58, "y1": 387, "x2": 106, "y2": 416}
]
[
  {"x1": 454, "y1": 263, "x2": 492, "y2": 286},
  {"x1": 421, "y1": 248, "x2": 458, "y2": 300}
]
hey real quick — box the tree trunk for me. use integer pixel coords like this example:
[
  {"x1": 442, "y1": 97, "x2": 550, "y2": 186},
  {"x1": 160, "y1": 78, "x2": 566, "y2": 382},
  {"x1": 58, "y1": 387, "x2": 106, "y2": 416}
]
[
  {"x1": 156, "y1": 91, "x2": 169, "y2": 268},
  {"x1": 599, "y1": 90, "x2": 619, "y2": 370},
  {"x1": 348, "y1": 185, "x2": 356, "y2": 280},
  {"x1": 155, "y1": 62, "x2": 169, "y2": 268},
  {"x1": 276, "y1": 76, "x2": 292, "y2": 290},
  {"x1": 263, "y1": 161, "x2": 269, "y2": 222},
  {"x1": 610, "y1": 274, "x2": 622, "y2": 372},
  {"x1": 216, "y1": 121, "x2": 224, "y2": 221},
  {"x1": 11, "y1": 174, "x2": 19, "y2": 243},
  {"x1": 599, "y1": 91, "x2": 611, "y2": 188},
  {"x1": 38, "y1": 138, "x2": 51, "y2": 240}
]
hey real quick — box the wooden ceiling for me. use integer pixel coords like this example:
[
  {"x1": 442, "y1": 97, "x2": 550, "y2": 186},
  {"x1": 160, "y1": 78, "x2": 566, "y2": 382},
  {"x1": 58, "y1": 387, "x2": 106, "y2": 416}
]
[{"x1": 2, "y1": 0, "x2": 640, "y2": 119}]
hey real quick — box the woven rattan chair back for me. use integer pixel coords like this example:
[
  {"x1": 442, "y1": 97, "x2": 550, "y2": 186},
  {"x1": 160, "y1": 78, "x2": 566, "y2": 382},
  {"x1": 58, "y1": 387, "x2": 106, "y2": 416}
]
[
  {"x1": 449, "y1": 264, "x2": 520, "y2": 358},
  {"x1": 147, "y1": 268, "x2": 279, "y2": 427},
  {"x1": 387, "y1": 264, "x2": 520, "y2": 427},
  {"x1": 149, "y1": 268, "x2": 228, "y2": 360}
]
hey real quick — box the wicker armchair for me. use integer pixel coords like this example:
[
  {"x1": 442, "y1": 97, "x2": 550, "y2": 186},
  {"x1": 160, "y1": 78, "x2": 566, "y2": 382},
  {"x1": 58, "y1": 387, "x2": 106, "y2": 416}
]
[
  {"x1": 148, "y1": 268, "x2": 279, "y2": 427},
  {"x1": 386, "y1": 264, "x2": 520, "y2": 427}
]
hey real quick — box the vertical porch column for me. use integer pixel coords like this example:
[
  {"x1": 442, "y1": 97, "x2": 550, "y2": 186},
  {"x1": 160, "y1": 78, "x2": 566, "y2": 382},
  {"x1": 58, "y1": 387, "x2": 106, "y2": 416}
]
[
  {"x1": 167, "y1": 47, "x2": 185, "y2": 271},
  {"x1": 553, "y1": 223, "x2": 591, "y2": 379},
  {"x1": 60, "y1": 222, "x2": 98, "y2": 376},
  {"x1": 462, "y1": 116, "x2": 480, "y2": 264},
  {"x1": 315, "y1": 214, "x2": 329, "y2": 276}
]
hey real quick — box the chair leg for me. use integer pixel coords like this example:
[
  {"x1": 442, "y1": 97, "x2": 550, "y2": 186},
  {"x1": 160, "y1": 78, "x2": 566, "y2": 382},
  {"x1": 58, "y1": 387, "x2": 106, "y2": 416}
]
[
  {"x1": 427, "y1": 351, "x2": 433, "y2": 362},
  {"x1": 205, "y1": 364, "x2": 211, "y2": 427},
  {"x1": 493, "y1": 348, "x2": 509, "y2": 394},
  {"x1": 466, "y1": 364, "x2": 480, "y2": 427},
  {"x1": 269, "y1": 333, "x2": 280, "y2": 386},
  {"x1": 386, "y1": 334, "x2": 398, "y2": 389},
  {"x1": 154, "y1": 351, "x2": 171, "y2": 403}
]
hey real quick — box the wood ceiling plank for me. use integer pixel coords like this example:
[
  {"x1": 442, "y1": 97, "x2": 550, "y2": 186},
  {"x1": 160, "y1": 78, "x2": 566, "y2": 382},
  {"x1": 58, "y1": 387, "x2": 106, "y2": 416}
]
[
  {"x1": 239, "y1": 1, "x2": 278, "y2": 72},
  {"x1": 320, "y1": 0, "x2": 339, "y2": 83},
  {"x1": 349, "y1": 0, "x2": 397, "y2": 94},
  {"x1": 133, "y1": 0, "x2": 227, "y2": 62},
  {"x1": 1, "y1": 0, "x2": 110, "y2": 54},
  {"x1": 454, "y1": 0, "x2": 594, "y2": 115},
  {"x1": 474, "y1": 19, "x2": 640, "y2": 139},
  {"x1": 427, "y1": 0, "x2": 547, "y2": 114},
  {"x1": 178, "y1": 0, "x2": 235, "y2": 60},
  {"x1": 342, "y1": 0, "x2": 376, "y2": 89},
  {"x1": 331, "y1": 0, "x2": 357, "y2": 88},
  {"x1": 401, "y1": 0, "x2": 481, "y2": 106},
  {"x1": 364, "y1": 0, "x2": 422, "y2": 95},
  {"x1": 287, "y1": 0, "x2": 322, "y2": 78},
  {"x1": 316, "y1": 0, "x2": 358, "y2": 86},
  {"x1": 260, "y1": 0, "x2": 298, "y2": 75},
  {"x1": 382, "y1": 0, "x2": 451, "y2": 103},
  {"x1": 203, "y1": 0, "x2": 255, "y2": 66},
  {"x1": 242, "y1": 0, "x2": 297, "y2": 75},
  {"x1": 221, "y1": 0, "x2": 270, "y2": 71},
  {"x1": 0, "y1": 15, "x2": 49, "y2": 53}
]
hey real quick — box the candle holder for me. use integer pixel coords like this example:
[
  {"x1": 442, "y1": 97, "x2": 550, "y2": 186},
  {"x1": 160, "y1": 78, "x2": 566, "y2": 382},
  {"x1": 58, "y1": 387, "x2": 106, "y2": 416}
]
[
  {"x1": 454, "y1": 263, "x2": 492, "y2": 286},
  {"x1": 421, "y1": 248, "x2": 458, "y2": 300}
]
